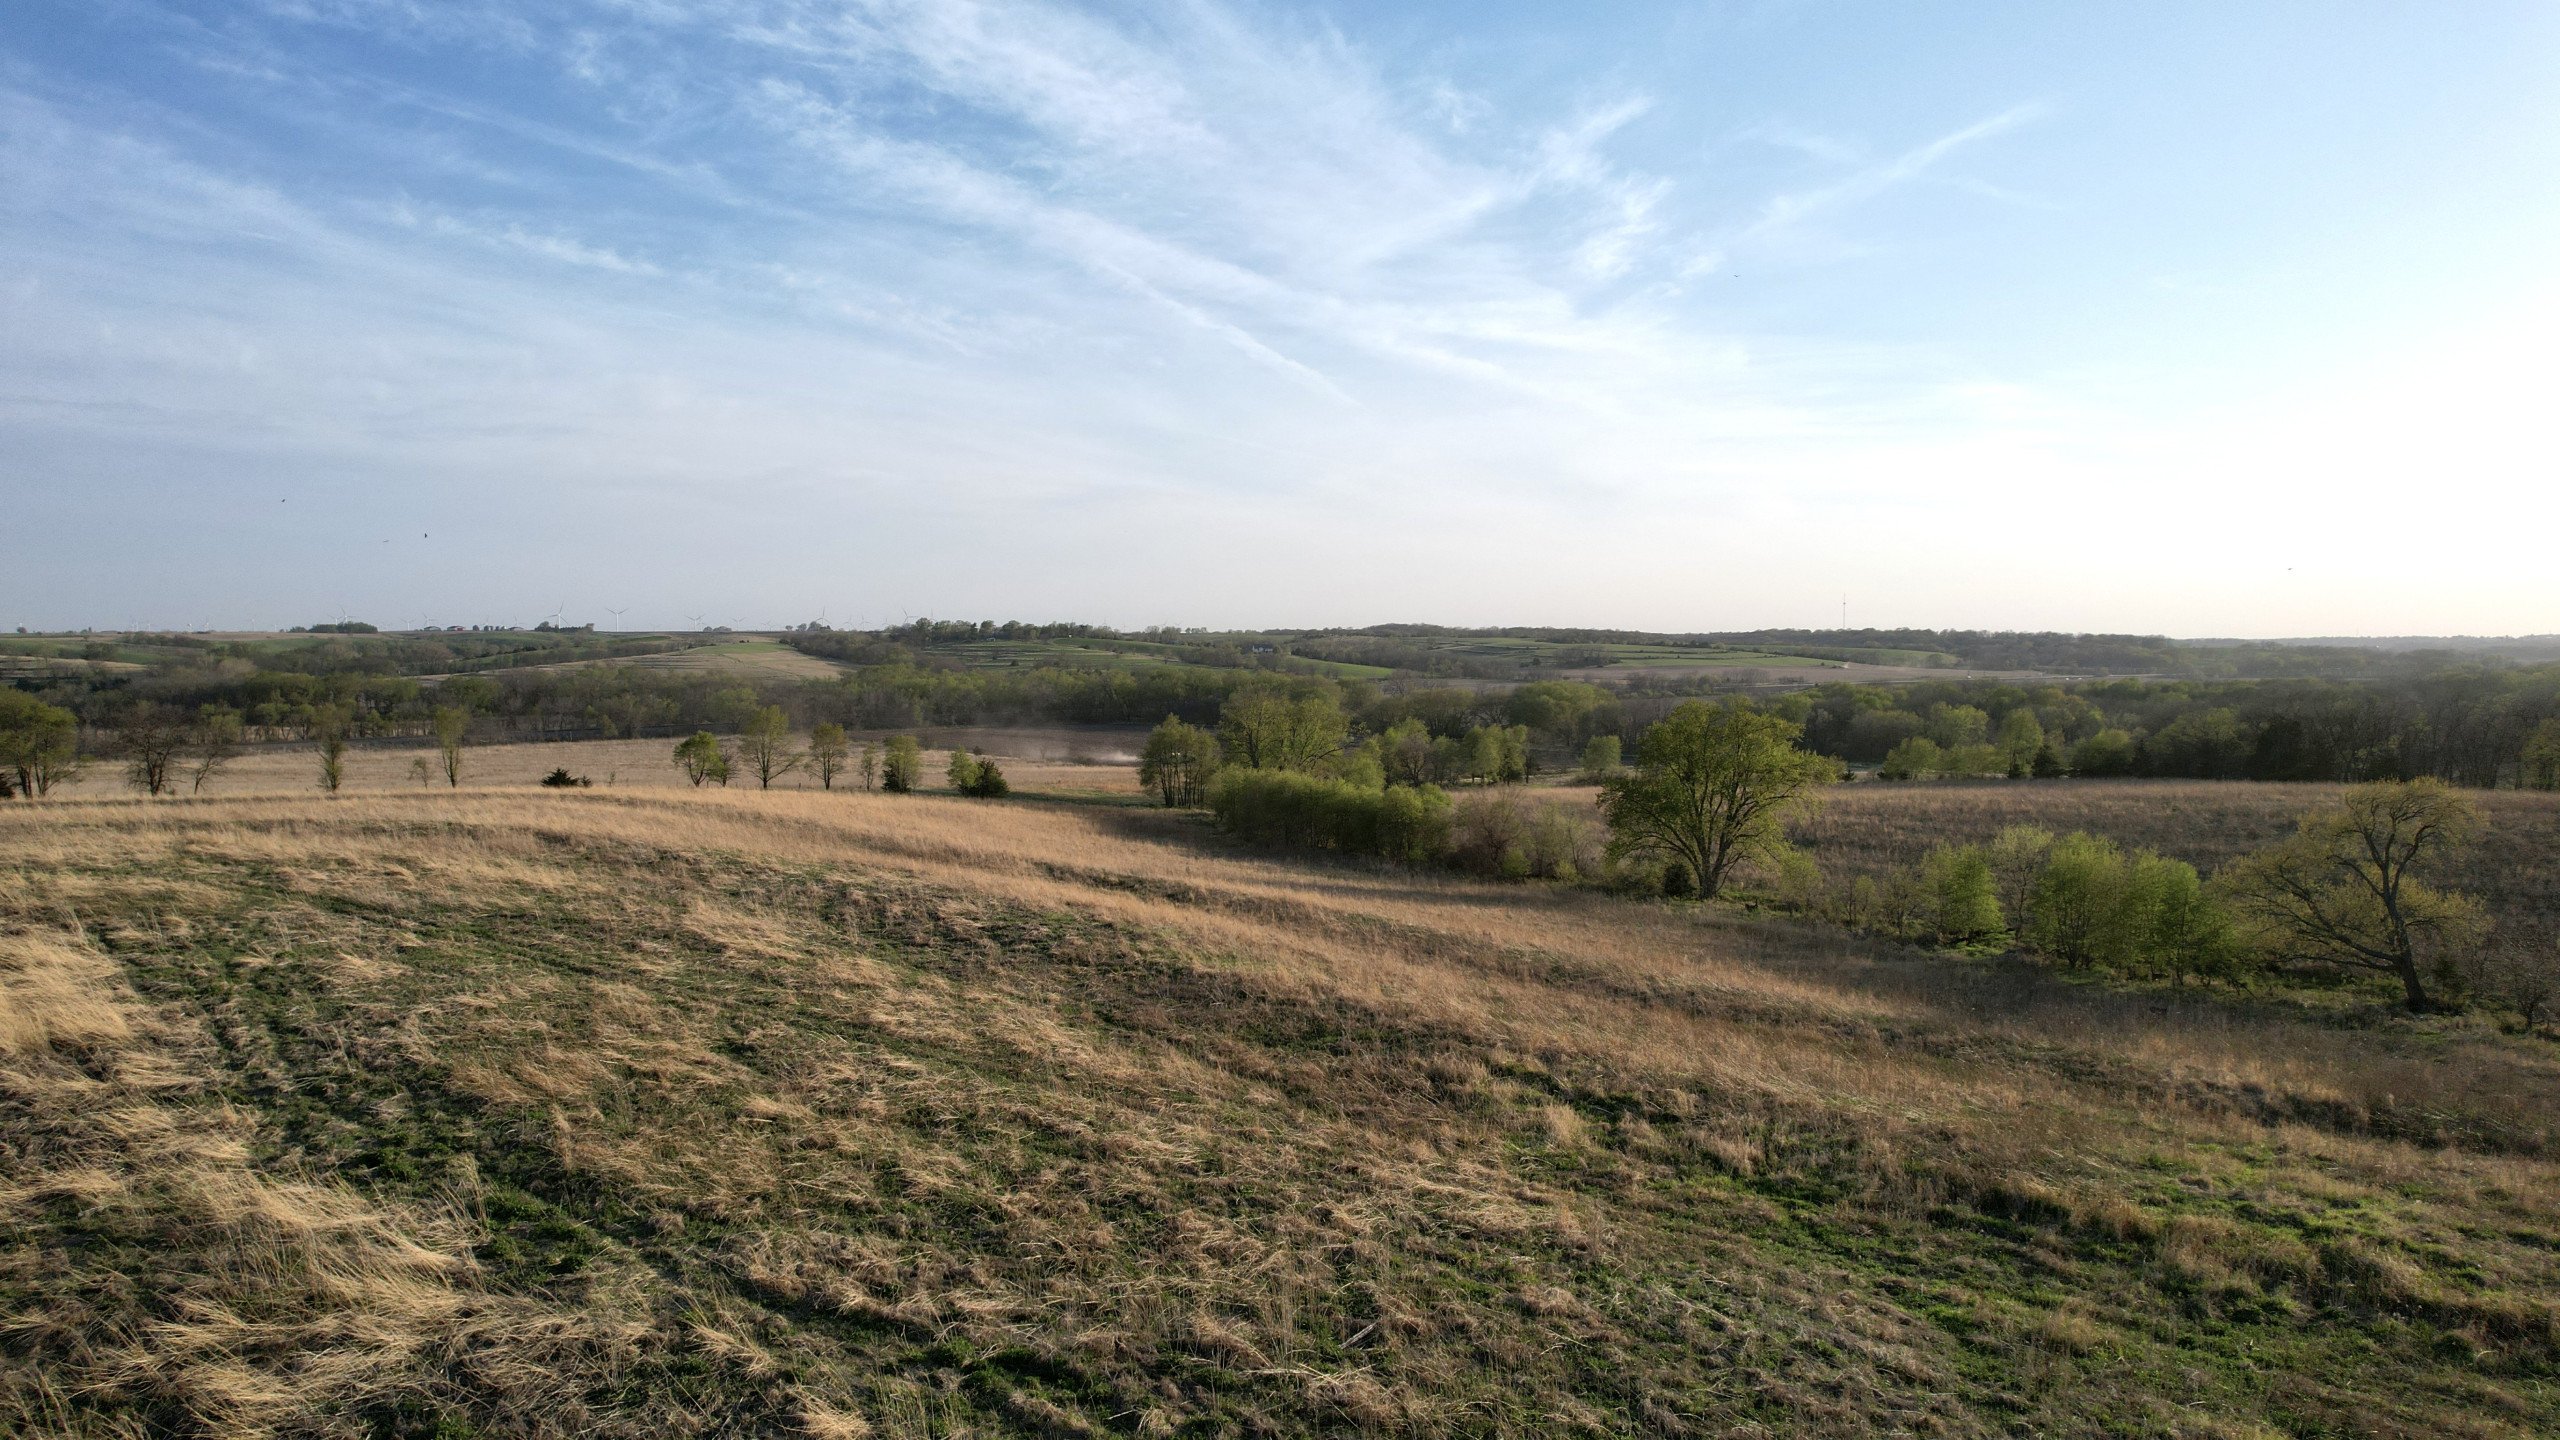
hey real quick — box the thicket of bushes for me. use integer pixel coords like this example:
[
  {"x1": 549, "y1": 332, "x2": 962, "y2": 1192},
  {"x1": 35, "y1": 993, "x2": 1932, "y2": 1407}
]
[
  {"x1": 1784, "y1": 827, "x2": 2249, "y2": 987},
  {"x1": 1204, "y1": 770, "x2": 1453, "y2": 863},
  {"x1": 1205, "y1": 770, "x2": 1609, "y2": 880}
]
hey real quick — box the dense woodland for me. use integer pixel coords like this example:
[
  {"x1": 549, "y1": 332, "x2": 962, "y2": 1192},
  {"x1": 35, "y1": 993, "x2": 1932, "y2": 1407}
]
[{"x1": 5, "y1": 624, "x2": 2558, "y2": 794}]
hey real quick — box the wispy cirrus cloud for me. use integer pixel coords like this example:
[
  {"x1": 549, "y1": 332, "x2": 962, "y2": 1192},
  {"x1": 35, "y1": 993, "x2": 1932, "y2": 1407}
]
[
  {"x1": 1690, "y1": 102, "x2": 2049, "y2": 272},
  {"x1": 2, "y1": 0, "x2": 2114, "y2": 630}
]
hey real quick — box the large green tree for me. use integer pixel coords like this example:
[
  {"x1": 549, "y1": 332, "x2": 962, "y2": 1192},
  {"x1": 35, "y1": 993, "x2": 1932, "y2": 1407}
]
[
  {"x1": 1138, "y1": 715, "x2": 1220, "y2": 807},
  {"x1": 1505, "y1": 680, "x2": 1610, "y2": 742},
  {"x1": 673, "y1": 731, "x2": 729, "y2": 787},
  {"x1": 0, "y1": 692, "x2": 82, "y2": 798},
  {"x1": 1599, "y1": 701, "x2": 1834, "y2": 899},
  {"x1": 1216, "y1": 681, "x2": 1347, "y2": 772},
  {"x1": 2214, "y1": 778, "x2": 2483, "y2": 1011},
  {"x1": 880, "y1": 735, "x2": 923, "y2": 793},
  {"x1": 1996, "y1": 709, "x2": 2044, "y2": 777}
]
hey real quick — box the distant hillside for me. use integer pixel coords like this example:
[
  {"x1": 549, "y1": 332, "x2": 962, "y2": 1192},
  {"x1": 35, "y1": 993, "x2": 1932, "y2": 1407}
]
[{"x1": 2190, "y1": 635, "x2": 2560, "y2": 662}]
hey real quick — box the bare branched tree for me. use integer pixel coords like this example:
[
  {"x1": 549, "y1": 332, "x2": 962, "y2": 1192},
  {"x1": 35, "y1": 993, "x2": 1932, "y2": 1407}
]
[
  {"x1": 809, "y1": 722, "x2": 849, "y2": 790},
  {"x1": 115, "y1": 706, "x2": 188, "y2": 797},
  {"x1": 433, "y1": 707, "x2": 470, "y2": 787},
  {"x1": 185, "y1": 709, "x2": 244, "y2": 794}
]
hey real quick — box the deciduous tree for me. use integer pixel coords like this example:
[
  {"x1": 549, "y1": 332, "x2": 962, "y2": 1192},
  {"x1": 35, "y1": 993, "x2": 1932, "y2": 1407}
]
[
  {"x1": 2214, "y1": 779, "x2": 2484, "y2": 1011},
  {"x1": 116, "y1": 706, "x2": 187, "y2": 796},
  {"x1": 1923, "y1": 844, "x2": 2005, "y2": 943},
  {"x1": 1985, "y1": 825, "x2": 2054, "y2": 928},
  {"x1": 881, "y1": 735, "x2": 923, "y2": 793},
  {"x1": 1217, "y1": 680, "x2": 1348, "y2": 772},
  {"x1": 2069, "y1": 729, "x2": 2138, "y2": 777},
  {"x1": 1138, "y1": 715, "x2": 1220, "y2": 807},
  {"x1": 186, "y1": 708, "x2": 244, "y2": 794},
  {"x1": 809, "y1": 722, "x2": 850, "y2": 789},
  {"x1": 1599, "y1": 701, "x2": 1833, "y2": 900},
  {"x1": 312, "y1": 704, "x2": 352, "y2": 794},
  {"x1": 737, "y1": 707, "x2": 803, "y2": 789},
  {"x1": 2028, "y1": 833, "x2": 2129, "y2": 968},
  {"x1": 2524, "y1": 718, "x2": 2560, "y2": 791},
  {"x1": 1577, "y1": 734, "x2": 1621, "y2": 783},
  {"x1": 1878, "y1": 737, "x2": 1943, "y2": 780},
  {"x1": 0, "y1": 693, "x2": 82, "y2": 798},
  {"x1": 432, "y1": 706, "x2": 470, "y2": 788},
  {"x1": 673, "y1": 731, "x2": 728, "y2": 787},
  {"x1": 1997, "y1": 709, "x2": 2044, "y2": 778},
  {"x1": 2464, "y1": 933, "x2": 2559, "y2": 1034}
]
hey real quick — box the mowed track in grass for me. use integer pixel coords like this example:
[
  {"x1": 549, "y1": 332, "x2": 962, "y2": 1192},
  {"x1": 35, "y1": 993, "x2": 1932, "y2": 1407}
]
[{"x1": 5, "y1": 788, "x2": 2558, "y2": 1437}]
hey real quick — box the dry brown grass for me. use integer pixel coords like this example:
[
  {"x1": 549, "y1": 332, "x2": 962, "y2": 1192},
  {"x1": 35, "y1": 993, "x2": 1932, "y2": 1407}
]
[
  {"x1": 4, "y1": 786, "x2": 2558, "y2": 1436},
  {"x1": 42, "y1": 729, "x2": 1150, "y2": 801},
  {"x1": 0, "y1": 928, "x2": 644, "y2": 1438}
]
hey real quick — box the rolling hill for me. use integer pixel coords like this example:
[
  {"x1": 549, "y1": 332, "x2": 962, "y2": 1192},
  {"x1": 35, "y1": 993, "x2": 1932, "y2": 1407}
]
[{"x1": 5, "y1": 788, "x2": 2556, "y2": 1437}]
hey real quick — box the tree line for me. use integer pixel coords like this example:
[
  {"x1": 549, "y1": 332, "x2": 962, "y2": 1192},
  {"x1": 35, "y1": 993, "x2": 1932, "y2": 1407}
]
[
  {"x1": 1176, "y1": 680, "x2": 2555, "y2": 1028},
  {"x1": 10, "y1": 627, "x2": 2557, "y2": 798},
  {"x1": 669, "y1": 715, "x2": 1006, "y2": 798},
  {"x1": 1779, "y1": 670, "x2": 2560, "y2": 788}
]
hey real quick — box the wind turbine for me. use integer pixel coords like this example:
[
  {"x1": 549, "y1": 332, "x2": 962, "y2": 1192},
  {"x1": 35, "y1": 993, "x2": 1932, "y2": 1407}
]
[{"x1": 605, "y1": 606, "x2": 628, "y2": 631}]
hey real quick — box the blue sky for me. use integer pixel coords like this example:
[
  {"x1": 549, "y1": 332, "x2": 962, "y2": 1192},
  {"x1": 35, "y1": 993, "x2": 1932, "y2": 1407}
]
[{"x1": 4, "y1": 1, "x2": 2556, "y2": 635}]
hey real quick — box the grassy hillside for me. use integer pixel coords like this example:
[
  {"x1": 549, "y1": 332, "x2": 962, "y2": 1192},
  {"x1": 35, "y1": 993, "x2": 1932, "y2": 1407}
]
[{"x1": 6, "y1": 790, "x2": 2558, "y2": 1437}]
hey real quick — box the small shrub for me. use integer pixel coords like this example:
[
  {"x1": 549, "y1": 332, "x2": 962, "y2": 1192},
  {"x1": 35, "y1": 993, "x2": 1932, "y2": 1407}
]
[
  {"x1": 1577, "y1": 734, "x2": 1621, "y2": 783},
  {"x1": 539, "y1": 767, "x2": 592, "y2": 788},
  {"x1": 1922, "y1": 844, "x2": 2005, "y2": 943},
  {"x1": 2030, "y1": 833, "x2": 2130, "y2": 968},
  {"x1": 880, "y1": 735, "x2": 923, "y2": 793},
  {"x1": 959, "y1": 756, "x2": 1009, "y2": 798},
  {"x1": 1450, "y1": 790, "x2": 1597, "y2": 880},
  {"x1": 672, "y1": 731, "x2": 729, "y2": 787}
]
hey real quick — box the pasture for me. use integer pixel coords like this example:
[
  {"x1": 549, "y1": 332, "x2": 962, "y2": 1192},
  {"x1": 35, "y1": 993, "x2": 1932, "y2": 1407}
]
[
  {"x1": 5, "y1": 782, "x2": 2558, "y2": 1436},
  {"x1": 36, "y1": 730, "x2": 1154, "y2": 802}
]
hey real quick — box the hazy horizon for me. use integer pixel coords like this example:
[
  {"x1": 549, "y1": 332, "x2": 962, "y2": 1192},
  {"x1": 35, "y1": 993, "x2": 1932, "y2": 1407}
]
[
  {"x1": 19, "y1": 618, "x2": 2560, "y2": 650},
  {"x1": 7, "y1": 2, "x2": 2557, "y2": 635}
]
